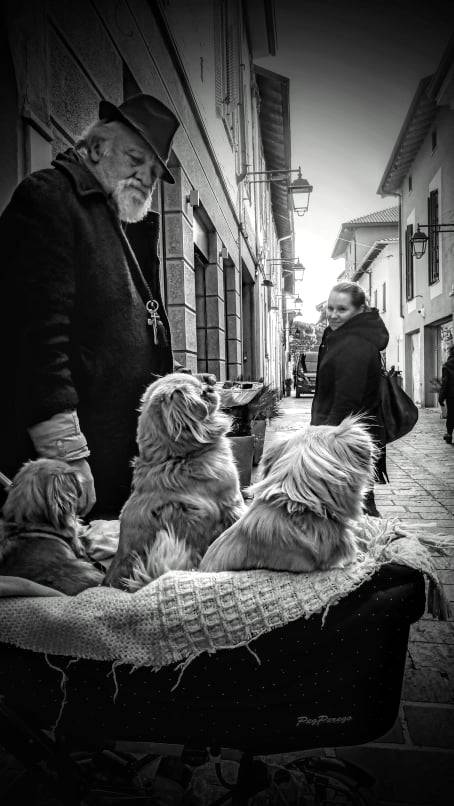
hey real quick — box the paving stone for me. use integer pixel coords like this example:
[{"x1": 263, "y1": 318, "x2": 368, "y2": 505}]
[
  {"x1": 438, "y1": 571, "x2": 454, "y2": 584},
  {"x1": 402, "y1": 668, "x2": 454, "y2": 704},
  {"x1": 444, "y1": 584, "x2": 454, "y2": 603},
  {"x1": 335, "y1": 747, "x2": 454, "y2": 805},
  {"x1": 380, "y1": 506, "x2": 410, "y2": 514},
  {"x1": 410, "y1": 504, "x2": 451, "y2": 511},
  {"x1": 410, "y1": 621, "x2": 454, "y2": 643},
  {"x1": 408, "y1": 643, "x2": 454, "y2": 670},
  {"x1": 403, "y1": 704, "x2": 454, "y2": 748}
]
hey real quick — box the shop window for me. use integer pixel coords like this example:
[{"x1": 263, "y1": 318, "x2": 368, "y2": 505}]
[
  {"x1": 408, "y1": 175, "x2": 412, "y2": 193},
  {"x1": 405, "y1": 224, "x2": 414, "y2": 300},
  {"x1": 427, "y1": 189, "x2": 439, "y2": 285}
]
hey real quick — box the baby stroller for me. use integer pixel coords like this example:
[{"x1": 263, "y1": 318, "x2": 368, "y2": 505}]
[{"x1": 0, "y1": 562, "x2": 425, "y2": 804}]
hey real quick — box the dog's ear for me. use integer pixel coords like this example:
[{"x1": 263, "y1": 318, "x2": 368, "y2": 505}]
[
  {"x1": 259, "y1": 436, "x2": 291, "y2": 479},
  {"x1": 162, "y1": 387, "x2": 209, "y2": 443},
  {"x1": 333, "y1": 415, "x2": 377, "y2": 471},
  {"x1": 44, "y1": 469, "x2": 82, "y2": 529}
]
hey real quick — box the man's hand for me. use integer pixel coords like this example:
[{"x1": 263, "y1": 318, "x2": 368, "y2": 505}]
[
  {"x1": 68, "y1": 458, "x2": 96, "y2": 516},
  {"x1": 194, "y1": 373, "x2": 217, "y2": 386}
]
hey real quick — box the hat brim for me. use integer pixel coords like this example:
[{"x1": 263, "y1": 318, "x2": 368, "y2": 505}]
[{"x1": 99, "y1": 100, "x2": 175, "y2": 184}]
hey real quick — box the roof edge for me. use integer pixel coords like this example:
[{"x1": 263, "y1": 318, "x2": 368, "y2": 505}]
[{"x1": 377, "y1": 76, "x2": 433, "y2": 196}]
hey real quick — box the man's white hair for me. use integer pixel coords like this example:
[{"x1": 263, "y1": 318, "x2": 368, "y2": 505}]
[{"x1": 75, "y1": 120, "x2": 118, "y2": 158}]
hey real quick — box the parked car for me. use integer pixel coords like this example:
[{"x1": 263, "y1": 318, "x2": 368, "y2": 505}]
[
  {"x1": 295, "y1": 369, "x2": 317, "y2": 397},
  {"x1": 295, "y1": 351, "x2": 318, "y2": 397}
]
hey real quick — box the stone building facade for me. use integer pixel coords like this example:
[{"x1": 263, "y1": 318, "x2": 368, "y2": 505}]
[
  {"x1": 1, "y1": 0, "x2": 295, "y2": 388},
  {"x1": 377, "y1": 35, "x2": 454, "y2": 405}
]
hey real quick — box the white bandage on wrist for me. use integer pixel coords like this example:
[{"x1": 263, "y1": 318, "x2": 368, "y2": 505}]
[{"x1": 28, "y1": 410, "x2": 90, "y2": 461}]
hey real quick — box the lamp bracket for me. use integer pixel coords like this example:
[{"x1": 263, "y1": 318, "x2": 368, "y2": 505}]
[
  {"x1": 415, "y1": 223, "x2": 454, "y2": 233},
  {"x1": 245, "y1": 167, "x2": 301, "y2": 181}
]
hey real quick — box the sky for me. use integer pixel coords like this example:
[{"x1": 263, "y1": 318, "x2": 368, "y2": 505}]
[{"x1": 255, "y1": 0, "x2": 454, "y2": 322}]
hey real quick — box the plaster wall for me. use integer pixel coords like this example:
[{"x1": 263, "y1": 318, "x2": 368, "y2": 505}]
[{"x1": 399, "y1": 103, "x2": 454, "y2": 402}]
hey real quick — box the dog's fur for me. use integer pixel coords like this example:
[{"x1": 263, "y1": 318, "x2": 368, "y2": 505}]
[
  {"x1": 104, "y1": 373, "x2": 246, "y2": 589},
  {"x1": 0, "y1": 459, "x2": 104, "y2": 594},
  {"x1": 200, "y1": 416, "x2": 377, "y2": 574}
]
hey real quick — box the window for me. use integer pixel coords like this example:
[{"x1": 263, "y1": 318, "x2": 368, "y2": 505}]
[
  {"x1": 431, "y1": 129, "x2": 437, "y2": 151},
  {"x1": 373, "y1": 289, "x2": 378, "y2": 309},
  {"x1": 214, "y1": 0, "x2": 240, "y2": 148},
  {"x1": 382, "y1": 282, "x2": 386, "y2": 313},
  {"x1": 405, "y1": 224, "x2": 414, "y2": 300},
  {"x1": 428, "y1": 189, "x2": 439, "y2": 284},
  {"x1": 408, "y1": 175, "x2": 412, "y2": 193},
  {"x1": 194, "y1": 247, "x2": 209, "y2": 374}
]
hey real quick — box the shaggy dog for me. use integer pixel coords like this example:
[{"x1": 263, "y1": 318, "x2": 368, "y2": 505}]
[
  {"x1": 0, "y1": 459, "x2": 104, "y2": 594},
  {"x1": 200, "y1": 416, "x2": 377, "y2": 573},
  {"x1": 104, "y1": 373, "x2": 246, "y2": 589}
]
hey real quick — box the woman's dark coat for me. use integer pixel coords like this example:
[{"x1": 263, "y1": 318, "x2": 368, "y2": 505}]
[
  {"x1": 311, "y1": 310, "x2": 389, "y2": 480},
  {"x1": 0, "y1": 150, "x2": 173, "y2": 515}
]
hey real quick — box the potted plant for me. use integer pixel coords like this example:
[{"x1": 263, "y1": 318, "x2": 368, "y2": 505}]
[
  {"x1": 247, "y1": 385, "x2": 281, "y2": 465},
  {"x1": 222, "y1": 385, "x2": 281, "y2": 480}
]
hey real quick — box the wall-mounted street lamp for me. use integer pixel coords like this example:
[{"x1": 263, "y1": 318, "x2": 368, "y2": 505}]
[
  {"x1": 267, "y1": 258, "x2": 306, "y2": 274},
  {"x1": 288, "y1": 170, "x2": 313, "y2": 216},
  {"x1": 269, "y1": 294, "x2": 303, "y2": 310},
  {"x1": 245, "y1": 167, "x2": 313, "y2": 217},
  {"x1": 411, "y1": 223, "x2": 454, "y2": 259},
  {"x1": 262, "y1": 258, "x2": 306, "y2": 287}
]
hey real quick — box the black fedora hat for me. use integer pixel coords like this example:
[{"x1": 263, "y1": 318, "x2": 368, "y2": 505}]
[{"x1": 99, "y1": 93, "x2": 179, "y2": 184}]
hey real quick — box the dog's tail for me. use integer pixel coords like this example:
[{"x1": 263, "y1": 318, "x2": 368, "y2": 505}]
[{"x1": 123, "y1": 527, "x2": 194, "y2": 591}]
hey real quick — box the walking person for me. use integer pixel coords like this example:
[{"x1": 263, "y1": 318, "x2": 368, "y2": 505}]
[
  {"x1": 439, "y1": 343, "x2": 454, "y2": 444},
  {"x1": 311, "y1": 282, "x2": 389, "y2": 517},
  {"x1": 0, "y1": 94, "x2": 182, "y2": 517}
]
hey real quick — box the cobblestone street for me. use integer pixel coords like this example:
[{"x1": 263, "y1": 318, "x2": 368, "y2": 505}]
[{"x1": 264, "y1": 395, "x2": 454, "y2": 806}]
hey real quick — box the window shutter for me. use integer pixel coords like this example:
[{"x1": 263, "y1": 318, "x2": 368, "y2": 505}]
[
  {"x1": 214, "y1": 1, "x2": 226, "y2": 114},
  {"x1": 283, "y1": 272, "x2": 295, "y2": 296},
  {"x1": 405, "y1": 224, "x2": 414, "y2": 300},
  {"x1": 428, "y1": 189, "x2": 439, "y2": 284},
  {"x1": 226, "y1": 10, "x2": 240, "y2": 107}
]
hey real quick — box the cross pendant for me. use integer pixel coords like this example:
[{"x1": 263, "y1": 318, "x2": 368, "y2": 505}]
[{"x1": 146, "y1": 299, "x2": 159, "y2": 345}]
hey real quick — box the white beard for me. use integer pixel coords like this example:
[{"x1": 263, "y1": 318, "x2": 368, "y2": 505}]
[{"x1": 112, "y1": 180, "x2": 153, "y2": 223}]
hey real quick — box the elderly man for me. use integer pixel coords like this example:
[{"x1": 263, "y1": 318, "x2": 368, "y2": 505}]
[{"x1": 0, "y1": 94, "x2": 181, "y2": 516}]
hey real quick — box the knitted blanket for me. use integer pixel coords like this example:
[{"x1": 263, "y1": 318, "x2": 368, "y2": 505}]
[{"x1": 0, "y1": 518, "x2": 449, "y2": 671}]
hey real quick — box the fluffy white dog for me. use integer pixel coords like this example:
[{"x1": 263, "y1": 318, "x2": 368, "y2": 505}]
[
  {"x1": 200, "y1": 416, "x2": 377, "y2": 573},
  {"x1": 104, "y1": 373, "x2": 246, "y2": 589}
]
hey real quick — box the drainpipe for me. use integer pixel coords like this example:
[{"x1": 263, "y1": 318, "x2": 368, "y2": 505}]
[{"x1": 277, "y1": 233, "x2": 294, "y2": 390}]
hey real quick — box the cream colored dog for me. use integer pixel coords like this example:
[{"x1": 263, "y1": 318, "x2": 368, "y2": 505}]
[
  {"x1": 0, "y1": 458, "x2": 104, "y2": 594},
  {"x1": 200, "y1": 416, "x2": 377, "y2": 574},
  {"x1": 104, "y1": 373, "x2": 246, "y2": 589}
]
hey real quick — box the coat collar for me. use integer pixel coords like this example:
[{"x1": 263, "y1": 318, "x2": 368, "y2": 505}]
[{"x1": 52, "y1": 149, "x2": 107, "y2": 199}]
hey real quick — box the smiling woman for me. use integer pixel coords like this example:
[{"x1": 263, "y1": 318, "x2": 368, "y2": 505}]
[
  {"x1": 326, "y1": 284, "x2": 366, "y2": 330},
  {"x1": 310, "y1": 281, "x2": 389, "y2": 517}
]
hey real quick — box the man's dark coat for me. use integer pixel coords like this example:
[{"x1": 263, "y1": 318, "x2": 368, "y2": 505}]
[
  {"x1": 0, "y1": 151, "x2": 173, "y2": 515},
  {"x1": 439, "y1": 352, "x2": 454, "y2": 403}
]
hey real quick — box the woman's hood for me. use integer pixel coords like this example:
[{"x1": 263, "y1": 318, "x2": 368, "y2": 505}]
[{"x1": 326, "y1": 309, "x2": 389, "y2": 351}]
